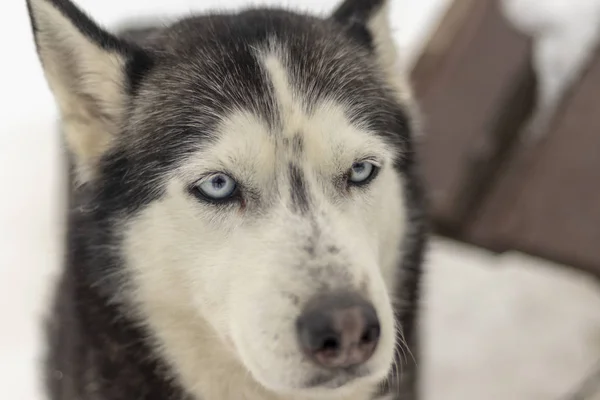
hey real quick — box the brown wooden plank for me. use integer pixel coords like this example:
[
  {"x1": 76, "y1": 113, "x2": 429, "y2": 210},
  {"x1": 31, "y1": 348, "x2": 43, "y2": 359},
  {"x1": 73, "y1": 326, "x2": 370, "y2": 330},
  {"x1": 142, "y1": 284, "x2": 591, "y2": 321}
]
[
  {"x1": 411, "y1": 0, "x2": 534, "y2": 232},
  {"x1": 466, "y1": 49, "x2": 600, "y2": 276},
  {"x1": 410, "y1": 0, "x2": 478, "y2": 97}
]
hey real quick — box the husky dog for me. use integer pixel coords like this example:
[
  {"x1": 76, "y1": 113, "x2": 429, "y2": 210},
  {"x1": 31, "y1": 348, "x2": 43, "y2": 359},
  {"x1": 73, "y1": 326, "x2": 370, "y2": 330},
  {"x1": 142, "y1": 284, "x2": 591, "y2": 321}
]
[{"x1": 26, "y1": 0, "x2": 428, "y2": 399}]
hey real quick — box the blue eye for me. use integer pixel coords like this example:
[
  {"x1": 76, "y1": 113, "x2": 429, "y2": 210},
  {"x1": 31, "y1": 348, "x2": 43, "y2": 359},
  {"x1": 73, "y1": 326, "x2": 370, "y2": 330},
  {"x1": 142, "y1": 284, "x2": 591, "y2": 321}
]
[
  {"x1": 195, "y1": 173, "x2": 238, "y2": 201},
  {"x1": 349, "y1": 161, "x2": 378, "y2": 185}
]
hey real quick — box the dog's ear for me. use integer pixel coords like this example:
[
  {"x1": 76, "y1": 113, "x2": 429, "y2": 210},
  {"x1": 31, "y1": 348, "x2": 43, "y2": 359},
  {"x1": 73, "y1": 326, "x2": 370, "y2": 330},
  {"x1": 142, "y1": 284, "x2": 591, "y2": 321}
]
[
  {"x1": 331, "y1": 0, "x2": 410, "y2": 97},
  {"x1": 26, "y1": 0, "x2": 152, "y2": 182},
  {"x1": 332, "y1": 0, "x2": 397, "y2": 67}
]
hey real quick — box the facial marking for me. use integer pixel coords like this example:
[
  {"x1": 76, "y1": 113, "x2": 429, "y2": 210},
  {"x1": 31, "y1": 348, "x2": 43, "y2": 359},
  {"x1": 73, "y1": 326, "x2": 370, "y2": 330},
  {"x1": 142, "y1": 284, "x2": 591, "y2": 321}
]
[
  {"x1": 288, "y1": 163, "x2": 310, "y2": 214},
  {"x1": 287, "y1": 134, "x2": 304, "y2": 157},
  {"x1": 261, "y1": 50, "x2": 304, "y2": 139}
]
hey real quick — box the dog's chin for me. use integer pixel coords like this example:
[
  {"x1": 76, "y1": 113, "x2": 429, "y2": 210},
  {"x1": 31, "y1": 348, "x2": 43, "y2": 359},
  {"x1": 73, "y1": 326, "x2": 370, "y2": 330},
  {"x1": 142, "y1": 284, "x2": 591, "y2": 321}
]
[
  {"x1": 302, "y1": 367, "x2": 372, "y2": 390},
  {"x1": 232, "y1": 335, "x2": 394, "y2": 398},
  {"x1": 296, "y1": 356, "x2": 394, "y2": 397},
  {"x1": 260, "y1": 365, "x2": 386, "y2": 399}
]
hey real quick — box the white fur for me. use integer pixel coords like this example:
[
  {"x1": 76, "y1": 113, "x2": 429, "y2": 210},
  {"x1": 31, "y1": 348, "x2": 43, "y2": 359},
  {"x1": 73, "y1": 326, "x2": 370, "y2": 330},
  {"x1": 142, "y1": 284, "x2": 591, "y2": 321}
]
[
  {"x1": 28, "y1": 0, "x2": 126, "y2": 182},
  {"x1": 367, "y1": 1, "x2": 414, "y2": 106},
  {"x1": 366, "y1": 0, "x2": 423, "y2": 139},
  {"x1": 122, "y1": 46, "x2": 408, "y2": 400}
]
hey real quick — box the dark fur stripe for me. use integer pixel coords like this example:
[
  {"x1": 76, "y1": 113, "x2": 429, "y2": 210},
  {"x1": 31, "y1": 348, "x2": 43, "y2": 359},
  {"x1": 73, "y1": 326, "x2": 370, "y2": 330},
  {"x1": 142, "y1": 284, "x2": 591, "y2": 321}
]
[{"x1": 289, "y1": 163, "x2": 310, "y2": 213}]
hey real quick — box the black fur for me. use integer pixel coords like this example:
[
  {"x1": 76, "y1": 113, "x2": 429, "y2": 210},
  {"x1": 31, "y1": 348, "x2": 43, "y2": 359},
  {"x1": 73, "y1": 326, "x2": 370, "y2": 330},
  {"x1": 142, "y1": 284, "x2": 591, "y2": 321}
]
[
  {"x1": 46, "y1": 204, "x2": 189, "y2": 400},
  {"x1": 27, "y1": 0, "x2": 428, "y2": 399},
  {"x1": 289, "y1": 163, "x2": 311, "y2": 214},
  {"x1": 331, "y1": 0, "x2": 384, "y2": 49}
]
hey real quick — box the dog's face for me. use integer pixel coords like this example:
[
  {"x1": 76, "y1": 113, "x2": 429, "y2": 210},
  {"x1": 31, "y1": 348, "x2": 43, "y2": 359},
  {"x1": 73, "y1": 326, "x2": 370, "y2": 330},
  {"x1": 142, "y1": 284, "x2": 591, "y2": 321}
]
[{"x1": 28, "y1": 0, "x2": 421, "y2": 397}]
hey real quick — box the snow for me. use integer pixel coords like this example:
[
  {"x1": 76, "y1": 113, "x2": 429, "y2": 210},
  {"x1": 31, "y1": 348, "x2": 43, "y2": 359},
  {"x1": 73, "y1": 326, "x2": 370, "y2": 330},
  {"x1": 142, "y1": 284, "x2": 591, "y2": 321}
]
[
  {"x1": 1, "y1": 0, "x2": 599, "y2": 399},
  {"x1": 501, "y1": 0, "x2": 600, "y2": 140}
]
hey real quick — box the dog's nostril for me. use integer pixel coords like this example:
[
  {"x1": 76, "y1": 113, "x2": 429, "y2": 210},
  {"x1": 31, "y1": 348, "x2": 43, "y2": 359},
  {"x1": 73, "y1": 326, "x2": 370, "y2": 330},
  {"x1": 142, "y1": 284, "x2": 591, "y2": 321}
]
[
  {"x1": 296, "y1": 291, "x2": 380, "y2": 369},
  {"x1": 321, "y1": 336, "x2": 340, "y2": 352}
]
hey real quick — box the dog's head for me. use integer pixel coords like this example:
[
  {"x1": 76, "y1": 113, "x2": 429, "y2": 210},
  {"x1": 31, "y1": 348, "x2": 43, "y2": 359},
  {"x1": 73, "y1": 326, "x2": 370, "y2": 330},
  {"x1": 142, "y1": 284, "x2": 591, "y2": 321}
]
[{"x1": 28, "y1": 0, "x2": 424, "y2": 397}]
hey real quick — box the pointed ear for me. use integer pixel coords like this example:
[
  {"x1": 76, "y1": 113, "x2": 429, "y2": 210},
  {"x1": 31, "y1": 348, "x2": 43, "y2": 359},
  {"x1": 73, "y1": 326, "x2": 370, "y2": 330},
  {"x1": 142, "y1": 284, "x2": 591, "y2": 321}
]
[
  {"x1": 26, "y1": 0, "x2": 152, "y2": 182},
  {"x1": 332, "y1": 0, "x2": 412, "y2": 101}
]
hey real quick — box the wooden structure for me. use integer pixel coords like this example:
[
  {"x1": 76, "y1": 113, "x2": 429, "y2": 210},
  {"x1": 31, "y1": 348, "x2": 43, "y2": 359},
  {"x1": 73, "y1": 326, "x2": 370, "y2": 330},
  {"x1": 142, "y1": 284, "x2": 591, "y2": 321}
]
[{"x1": 411, "y1": 0, "x2": 600, "y2": 277}]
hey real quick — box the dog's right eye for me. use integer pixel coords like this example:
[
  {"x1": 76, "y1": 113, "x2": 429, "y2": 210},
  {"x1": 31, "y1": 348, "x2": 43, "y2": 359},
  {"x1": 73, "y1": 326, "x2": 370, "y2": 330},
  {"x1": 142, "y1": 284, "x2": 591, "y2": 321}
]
[{"x1": 192, "y1": 173, "x2": 239, "y2": 202}]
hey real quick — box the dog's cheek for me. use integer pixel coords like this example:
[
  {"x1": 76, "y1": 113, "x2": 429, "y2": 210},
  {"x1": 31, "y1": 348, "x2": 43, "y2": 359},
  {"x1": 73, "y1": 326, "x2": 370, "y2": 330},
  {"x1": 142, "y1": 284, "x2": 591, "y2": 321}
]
[
  {"x1": 227, "y1": 249, "x2": 307, "y2": 384},
  {"x1": 229, "y1": 293, "x2": 306, "y2": 391},
  {"x1": 372, "y1": 169, "x2": 406, "y2": 288},
  {"x1": 186, "y1": 224, "x2": 255, "y2": 337}
]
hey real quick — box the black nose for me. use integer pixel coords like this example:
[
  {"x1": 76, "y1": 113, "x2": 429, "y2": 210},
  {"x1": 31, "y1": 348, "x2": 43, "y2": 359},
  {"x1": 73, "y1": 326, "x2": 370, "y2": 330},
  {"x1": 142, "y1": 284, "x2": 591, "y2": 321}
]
[{"x1": 296, "y1": 292, "x2": 380, "y2": 369}]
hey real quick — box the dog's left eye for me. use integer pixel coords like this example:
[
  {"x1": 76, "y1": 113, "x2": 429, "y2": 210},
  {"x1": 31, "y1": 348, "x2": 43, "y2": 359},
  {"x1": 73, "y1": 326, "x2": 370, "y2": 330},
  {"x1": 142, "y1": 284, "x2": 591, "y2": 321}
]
[
  {"x1": 349, "y1": 161, "x2": 378, "y2": 185},
  {"x1": 193, "y1": 173, "x2": 238, "y2": 201}
]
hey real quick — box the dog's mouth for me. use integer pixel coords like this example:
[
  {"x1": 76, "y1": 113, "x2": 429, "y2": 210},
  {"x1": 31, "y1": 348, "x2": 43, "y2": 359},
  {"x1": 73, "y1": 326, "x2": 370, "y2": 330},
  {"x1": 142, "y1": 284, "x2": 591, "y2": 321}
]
[{"x1": 302, "y1": 365, "x2": 371, "y2": 390}]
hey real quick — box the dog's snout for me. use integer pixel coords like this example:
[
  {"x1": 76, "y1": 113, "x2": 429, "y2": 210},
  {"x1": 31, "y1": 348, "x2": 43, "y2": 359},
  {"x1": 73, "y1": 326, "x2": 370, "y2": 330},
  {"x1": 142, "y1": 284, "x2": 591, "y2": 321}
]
[{"x1": 296, "y1": 292, "x2": 380, "y2": 369}]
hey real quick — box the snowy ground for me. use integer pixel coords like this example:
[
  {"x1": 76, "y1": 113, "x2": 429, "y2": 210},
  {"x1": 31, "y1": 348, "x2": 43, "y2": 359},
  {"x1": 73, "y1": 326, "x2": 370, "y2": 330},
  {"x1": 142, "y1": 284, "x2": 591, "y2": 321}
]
[{"x1": 1, "y1": 0, "x2": 600, "y2": 399}]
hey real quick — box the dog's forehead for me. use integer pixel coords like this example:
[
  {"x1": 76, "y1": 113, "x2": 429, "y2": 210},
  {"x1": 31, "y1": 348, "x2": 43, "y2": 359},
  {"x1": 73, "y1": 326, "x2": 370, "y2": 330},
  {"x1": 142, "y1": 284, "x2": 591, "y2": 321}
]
[
  {"x1": 137, "y1": 12, "x2": 375, "y2": 112},
  {"x1": 124, "y1": 10, "x2": 410, "y2": 171},
  {"x1": 175, "y1": 49, "x2": 392, "y2": 171}
]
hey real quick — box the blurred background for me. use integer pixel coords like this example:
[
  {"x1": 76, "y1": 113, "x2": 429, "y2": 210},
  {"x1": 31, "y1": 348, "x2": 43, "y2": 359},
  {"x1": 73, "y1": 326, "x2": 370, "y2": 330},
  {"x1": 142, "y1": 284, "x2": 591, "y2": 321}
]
[{"x1": 1, "y1": 0, "x2": 600, "y2": 399}]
